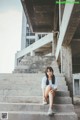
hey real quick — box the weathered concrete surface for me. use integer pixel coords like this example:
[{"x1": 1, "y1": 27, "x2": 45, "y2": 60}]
[
  {"x1": 0, "y1": 73, "x2": 69, "y2": 103},
  {"x1": 0, "y1": 111, "x2": 78, "y2": 120},
  {"x1": 61, "y1": 45, "x2": 73, "y2": 101},
  {"x1": 74, "y1": 104, "x2": 80, "y2": 120},
  {"x1": 0, "y1": 103, "x2": 74, "y2": 112},
  {"x1": 14, "y1": 56, "x2": 60, "y2": 74},
  {"x1": 0, "y1": 73, "x2": 78, "y2": 120},
  {"x1": 21, "y1": 0, "x2": 59, "y2": 32}
]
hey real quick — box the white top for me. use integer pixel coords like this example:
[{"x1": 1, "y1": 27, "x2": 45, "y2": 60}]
[{"x1": 41, "y1": 76, "x2": 57, "y2": 90}]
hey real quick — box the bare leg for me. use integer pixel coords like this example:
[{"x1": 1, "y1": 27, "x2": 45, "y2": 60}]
[
  {"x1": 42, "y1": 85, "x2": 51, "y2": 104},
  {"x1": 49, "y1": 91, "x2": 55, "y2": 109},
  {"x1": 47, "y1": 90, "x2": 56, "y2": 115},
  {"x1": 42, "y1": 89, "x2": 45, "y2": 101},
  {"x1": 44, "y1": 85, "x2": 51, "y2": 100}
]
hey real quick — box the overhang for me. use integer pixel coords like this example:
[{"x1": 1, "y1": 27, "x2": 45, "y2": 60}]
[{"x1": 21, "y1": 0, "x2": 59, "y2": 32}]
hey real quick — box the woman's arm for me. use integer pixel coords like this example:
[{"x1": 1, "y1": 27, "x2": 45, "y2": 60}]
[
  {"x1": 42, "y1": 88, "x2": 45, "y2": 99},
  {"x1": 41, "y1": 77, "x2": 47, "y2": 100}
]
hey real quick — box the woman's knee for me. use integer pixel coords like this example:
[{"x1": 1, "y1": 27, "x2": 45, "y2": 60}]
[{"x1": 49, "y1": 90, "x2": 55, "y2": 97}]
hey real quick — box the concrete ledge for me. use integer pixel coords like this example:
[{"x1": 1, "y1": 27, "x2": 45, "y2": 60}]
[
  {"x1": 0, "y1": 112, "x2": 77, "y2": 120},
  {"x1": 0, "y1": 96, "x2": 72, "y2": 104},
  {"x1": 0, "y1": 103, "x2": 74, "y2": 112},
  {"x1": 0, "y1": 91, "x2": 69, "y2": 97}
]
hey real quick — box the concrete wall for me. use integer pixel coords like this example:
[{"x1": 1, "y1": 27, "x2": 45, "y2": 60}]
[{"x1": 14, "y1": 56, "x2": 56, "y2": 73}]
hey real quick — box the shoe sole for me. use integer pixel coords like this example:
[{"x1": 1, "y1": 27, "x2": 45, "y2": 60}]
[
  {"x1": 43, "y1": 103, "x2": 47, "y2": 105},
  {"x1": 48, "y1": 112, "x2": 56, "y2": 116}
]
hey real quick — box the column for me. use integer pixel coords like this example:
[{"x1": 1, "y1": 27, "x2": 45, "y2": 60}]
[
  {"x1": 14, "y1": 52, "x2": 18, "y2": 67},
  {"x1": 35, "y1": 33, "x2": 38, "y2": 41},
  {"x1": 61, "y1": 45, "x2": 73, "y2": 101},
  {"x1": 52, "y1": 33, "x2": 60, "y2": 74},
  {"x1": 30, "y1": 51, "x2": 35, "y2": 56},
  {"x1": 52, "y1": 33, "x2": 57, "y2": 56},
  {"x1": 21, "y1": 11, "x2": 27, "y2": 50}
]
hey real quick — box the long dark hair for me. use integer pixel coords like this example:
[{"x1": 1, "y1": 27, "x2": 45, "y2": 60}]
[{"x1": 45, "y1": 67, "x2": 55, "y2": 85}]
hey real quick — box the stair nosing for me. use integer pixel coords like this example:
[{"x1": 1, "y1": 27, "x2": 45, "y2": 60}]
[{"x1": 0, "y1": 111, "x2": 76, "y2": 115}]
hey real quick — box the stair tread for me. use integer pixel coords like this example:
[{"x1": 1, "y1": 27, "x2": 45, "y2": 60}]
[
  {"x1": 0, "y1": 103, "x2": 73, "y2": 105},
  {"x1": 0, "y1": 111, "x2": 76, "y2": 115},
  {"x1": 0, "y1": 103, "x2": 74, "y2": 112},
  {"x1": 0, "y1": 95, "x2": 71, "y2": 98}
]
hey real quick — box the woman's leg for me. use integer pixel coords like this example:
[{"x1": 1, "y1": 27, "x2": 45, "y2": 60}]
[
  {"x1": 44, "y1": 86, "x2": 56, "y2": 115},
  {"x1": 49, "y1": 90, "x2": 55, "y2": 109},
  {"x1": 47, "y1": 90, "x2": 56, "y2": 115},
  {"x1": 44, "y1": 85, "x2": 51, "y2": 100},
  {"x1": 42, "y1": 86, "x2": 50, "y2": 104}
]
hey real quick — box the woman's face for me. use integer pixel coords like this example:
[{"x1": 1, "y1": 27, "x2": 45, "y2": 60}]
[{"x1": 47, "y1": 69, "x2": 53, "y2": 77}]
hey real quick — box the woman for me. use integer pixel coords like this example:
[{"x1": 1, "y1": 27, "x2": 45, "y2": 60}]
[{"x1": 41, "y1": 67, "x2": 57, "y2": 115}]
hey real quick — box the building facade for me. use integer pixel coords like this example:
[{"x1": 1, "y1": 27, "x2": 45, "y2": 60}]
[
  {"x1": 21, "y1": 10, "x2": 48, "y2": 55},
  {"x1": 14, "y1": 1, "x2": 80, "y2": 99}
]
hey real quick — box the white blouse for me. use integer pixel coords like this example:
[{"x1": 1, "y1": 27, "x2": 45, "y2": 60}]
[{"x1": 41, "y1": 76, "x2": 57, "y2": 90}]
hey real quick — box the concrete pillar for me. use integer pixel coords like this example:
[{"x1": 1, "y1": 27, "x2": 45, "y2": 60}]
[
  {"x1": 59, "y1": 0, "x2": 61, "y2": 28},
  {"x1": 21, "y1": 11, "x2": 27, "y2": 50},
  {"x1": 35, "y1": 33, "x2": 38, "y2": 41},
  {"x1": 52, "y1": 33, "x2": 60, "y2": 74},
  {"x1": 15, "y1": 53, "x2": 18, "y2": 67},
  {"x1": 30, "y1": 51, "x2": 35, "y2": 56},
  {"x1": 61, "y1": 45, "x2": 73, "y2": 101},
  {"x1": 52, "y1": 33, "x2": 57, "y2": 56}
]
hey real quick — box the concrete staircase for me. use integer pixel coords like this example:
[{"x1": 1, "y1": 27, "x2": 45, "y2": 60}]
[
  {"x1": 13, "y1": 56, "x2": 60, "y2": 73},
  {"x1": 0, "y1": 73, "x2": 78, "y2": 120}
]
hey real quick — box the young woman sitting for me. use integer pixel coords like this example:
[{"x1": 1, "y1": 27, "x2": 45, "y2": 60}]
[{"x1": 41, "y1": 67, "x2": 57, "y2": 115}]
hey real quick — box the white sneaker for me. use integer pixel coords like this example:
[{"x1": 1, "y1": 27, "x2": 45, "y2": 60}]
[
  {"x1": 47, "y1": 108, "x2": 53, "y2": 115},
  {"x1": 43, "y1": 100, "x2": 47, "y2": 105}
]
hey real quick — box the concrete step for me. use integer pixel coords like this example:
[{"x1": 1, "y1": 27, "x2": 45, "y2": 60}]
[
  {"x1": 54, "y1": 97, "x2": 72, "y2": 104},
  {"x1": 0, "y1": 77, "x2": 67, "y2": 84},
  {"x1": 0, "y1": 74, "x2": 67, "y2": 83},
  {"x1": 0, "y1": 73, "x2": 66, "y2": 86},
  {"x1": 0, "y1": 74, "x2": 66, "y2": 87},
  {"x1": 0, "y1": 73, "x2": 65, "y2": 77},
  {"x1": 0, "y1": 74, "x2": 68, "y2": 93},
  {"x1": 0, "y1": 89, "x2": 68, "y2": 96},
  {"x1": 0, "y1": 79, "x2": 66, "y2": 86},
  {"x1": 0, "y1": 89, "x2": 69, "y2": 100},
  {"x1": 0, "y1": 96, "x2": 72, "y2": 104},
  {"x1": 0, "y1": 111, "x2": 77, "y2": 120},
  {"x1": 0, "y1": 90, "x2": 70, "y2": 97},
  {"x1": 0, "y1": 84, "x2": 68, "y2": 90},
  {"x1": 0, "y1": 73, "x2": 65, "y2": 79},
  {"x1": 0, "y1": 103, "x2": 74, "y2": 112}
]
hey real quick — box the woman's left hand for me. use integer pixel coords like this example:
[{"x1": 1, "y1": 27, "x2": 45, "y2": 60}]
[{"x1": 50, "y1": 89, "x2": 54, "y2": 94}]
